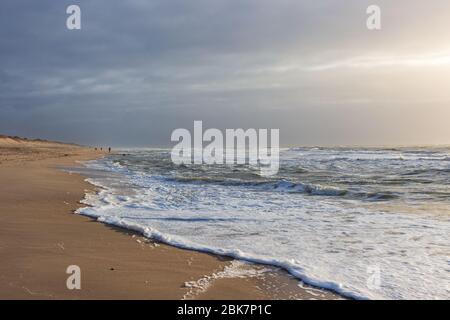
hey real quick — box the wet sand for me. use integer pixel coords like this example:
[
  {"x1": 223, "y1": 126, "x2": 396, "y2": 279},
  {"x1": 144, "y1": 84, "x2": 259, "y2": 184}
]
[{"x1": 0, "y1": 136, "x2": 341, "y2": 299}]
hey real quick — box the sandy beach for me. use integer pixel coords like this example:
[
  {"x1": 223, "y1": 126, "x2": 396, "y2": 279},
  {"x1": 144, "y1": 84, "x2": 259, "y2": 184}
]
[{"x1": 0, "y1": 136, "x2": 340, "y2": 300}]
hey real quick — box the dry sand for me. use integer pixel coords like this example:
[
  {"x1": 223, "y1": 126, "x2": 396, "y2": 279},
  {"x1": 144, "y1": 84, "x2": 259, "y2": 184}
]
[{"x1": 0, "y1": 136, "x2": 341, "y2": 300}]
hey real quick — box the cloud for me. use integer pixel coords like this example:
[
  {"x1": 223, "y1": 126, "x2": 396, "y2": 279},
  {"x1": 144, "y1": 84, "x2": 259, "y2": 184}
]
[{"x1": 1, "y1": 0, "x2": 450, "y2": 146}]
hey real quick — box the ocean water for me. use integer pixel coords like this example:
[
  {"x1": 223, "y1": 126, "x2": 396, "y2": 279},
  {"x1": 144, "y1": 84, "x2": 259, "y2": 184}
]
[{"x1": 76, "y1": 147, "x2": 450, "y2": 299}]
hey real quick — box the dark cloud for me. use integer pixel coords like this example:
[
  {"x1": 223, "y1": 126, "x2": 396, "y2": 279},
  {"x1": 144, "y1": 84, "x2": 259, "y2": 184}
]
[{"x1": 1, "y1": 0, "x2": 450, "y2": 146}]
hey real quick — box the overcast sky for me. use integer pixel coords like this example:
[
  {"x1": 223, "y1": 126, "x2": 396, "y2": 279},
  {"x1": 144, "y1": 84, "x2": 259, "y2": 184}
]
[{"x1": 1, "y1": 0, "x2": 450, "y2": 147}]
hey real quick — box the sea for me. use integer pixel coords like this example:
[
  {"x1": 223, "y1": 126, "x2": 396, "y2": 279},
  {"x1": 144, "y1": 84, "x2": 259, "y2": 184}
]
[{"x1": 74, "y1": 147, "x2": 450, "y2": 299}]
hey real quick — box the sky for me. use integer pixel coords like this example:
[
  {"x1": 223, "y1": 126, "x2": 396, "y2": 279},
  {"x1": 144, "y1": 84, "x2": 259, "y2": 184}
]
[{"x1": 1, "y1": 0, "x2": 450, "y2": 147}]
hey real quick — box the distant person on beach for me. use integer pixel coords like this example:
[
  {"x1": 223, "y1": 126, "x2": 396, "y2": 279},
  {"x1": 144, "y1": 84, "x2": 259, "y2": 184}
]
[{"x1": 108, "y1": 147, "x2": 111, "y2": 153}]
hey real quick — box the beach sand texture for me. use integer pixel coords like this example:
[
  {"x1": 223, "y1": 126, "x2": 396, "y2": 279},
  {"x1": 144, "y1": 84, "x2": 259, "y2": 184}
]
[{"x1": 0, "y1": 136, "x2": 340, "y2": 299}]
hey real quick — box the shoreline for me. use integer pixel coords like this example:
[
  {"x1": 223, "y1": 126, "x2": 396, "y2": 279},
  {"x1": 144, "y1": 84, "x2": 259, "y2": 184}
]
[{"x1": 0, "y1": 138, "x2": 342, "y2": 299}]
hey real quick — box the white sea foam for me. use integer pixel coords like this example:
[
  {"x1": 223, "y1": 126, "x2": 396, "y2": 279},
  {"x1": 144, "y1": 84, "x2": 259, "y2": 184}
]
[
  {"x1": 182, "y1": 260, "x2": 272, "y2": 299},
  {"x1": 76, "y1": 148, "x2": 450, "y2": 300},
  {"x1": 77, "y1": 202, "x2": 365, "y2": 299}
]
